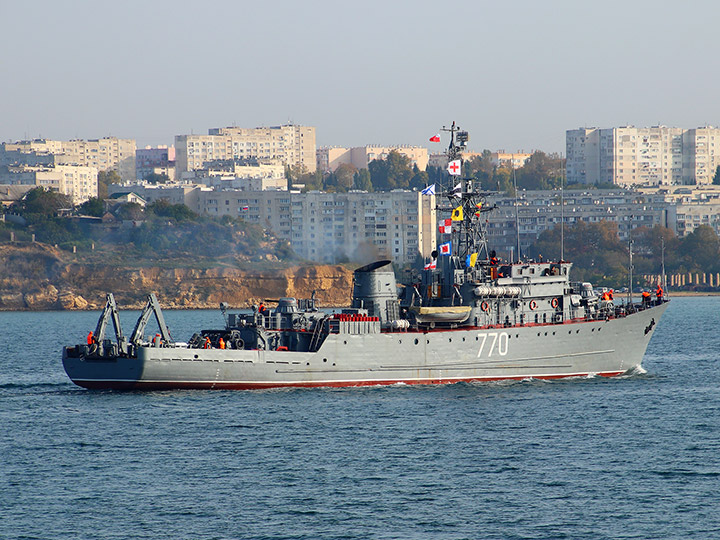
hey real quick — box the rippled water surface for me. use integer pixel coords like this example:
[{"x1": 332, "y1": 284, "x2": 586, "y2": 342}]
[{"x1": 1, "y1": 298, "x2": 719, "y2": 539}]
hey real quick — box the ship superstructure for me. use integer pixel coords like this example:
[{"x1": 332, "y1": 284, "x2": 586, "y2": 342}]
[{"x1": 63, "y1": 124, "x2": 668, "y2": 390}]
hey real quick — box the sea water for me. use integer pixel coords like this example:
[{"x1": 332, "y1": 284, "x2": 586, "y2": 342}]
[{"x1": 1, "y1": 298, "x2": 719, "y2": 540}]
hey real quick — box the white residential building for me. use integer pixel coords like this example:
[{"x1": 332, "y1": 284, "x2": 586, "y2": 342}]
[
  {"x1": 567, "y1": 126, "x2": 720, "y2": 186},
  {"x1": 176, "y1": 124, "x2": 316, "y2": 174},
  {"x1": 0, "y1": 164, "x2": 98, "y2": 205},
  {"x1": 108, "y1": 183, "x2": 436, "y2": 265},
  {"x1": 1, "y1": 137, "x2": 136, "y2": 180}
]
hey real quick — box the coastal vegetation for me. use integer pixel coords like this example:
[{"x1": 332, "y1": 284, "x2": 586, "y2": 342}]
[
  {"x1": 290, "y1": 149, "x2": 585, "y2": 194},
  {"x1": 1, "y1": 188, "x2": 295, "y2": 268}
]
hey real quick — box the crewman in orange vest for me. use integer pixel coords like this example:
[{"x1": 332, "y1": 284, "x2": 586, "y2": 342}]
[
  {"x1": 641, "y1": 290, "x2": 651, "y2": 306},
  {"x1": 218, "y1": 337, "x2": 226, "y2": 350},
  {"x1": 87, "y1": 331, "x2": 95, "y2": 345},
  {"x1": 656, "y1": 284, "x2": 664, "y2": 304},
  {"x1": 203, "y1": 337, "x2": 211, "y2": 349}
]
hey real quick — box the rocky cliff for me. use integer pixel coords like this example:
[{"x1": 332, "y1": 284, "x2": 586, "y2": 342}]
[{"x1": 0, "y1": 243, "x2": 354, "y2": 310}]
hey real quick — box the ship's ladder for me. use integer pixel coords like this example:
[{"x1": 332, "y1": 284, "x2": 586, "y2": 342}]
[{"x1": 308, "y1": 315, "x2": 329, "y2": 352}]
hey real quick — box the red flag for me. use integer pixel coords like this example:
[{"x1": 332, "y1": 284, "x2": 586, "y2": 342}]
[
  {"x1": 429, "y1": 134, "x2": 440, "y2": 142},
  {"x1": 439, "y1": 218, "x2": 452, "y2": 234}
]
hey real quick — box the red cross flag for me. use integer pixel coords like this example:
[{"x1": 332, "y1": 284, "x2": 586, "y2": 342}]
[{"x1": 447, "y1": 159, "x2": 461, "y2": 176}]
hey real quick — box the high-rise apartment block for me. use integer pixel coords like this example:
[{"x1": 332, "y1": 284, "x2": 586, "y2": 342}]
[
  {"x1": 107, "y1": 183, "x2": 435, "y2": 265},
  {"x1": 567, "y1": 126, "x2": 720, "y2": 186},
  {"x1": 1, "y1": 137, "x2": 136, "y2": 180},
  {"x1": 0, "y1": 164, "x2": 98, "y2": 205},
  {"x1": 175, "y1": 125, "x2": 316, "y2": 175}
]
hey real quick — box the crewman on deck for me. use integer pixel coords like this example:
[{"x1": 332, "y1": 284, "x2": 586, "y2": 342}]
[
  {"x1": 203, "y1": 337, "x2": 211, "y2": 349},
  {"x1": 218, "y1": 337, "x2": 226, "y2": 350},
  {"x1": 642, "y1": 290, "x2": 651, "y2": 306},
  {"x1": 656, "y1": 284, "x2": 664, "y2": 304},
  {"x1": 87, "y1": 331, "x2": 95, "y2": 345},
  {"x1": 601, "y1": 291, "x2": 610, "y2": 301},
  {"x1": 608, "y1": 290, "x2": 614, "y2": 301},
  {"x1": 259, "y1": 302, "x2": 269, "y2": 316}
]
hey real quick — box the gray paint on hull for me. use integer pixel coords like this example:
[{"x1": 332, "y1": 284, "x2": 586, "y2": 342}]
[{"x1": 63, "y1": 303, "x2": 667, "y2": 389}]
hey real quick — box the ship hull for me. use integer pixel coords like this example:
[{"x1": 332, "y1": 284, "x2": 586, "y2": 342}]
[{"x1": 63, "y1": 303, "x2": 667, "y2": 390}]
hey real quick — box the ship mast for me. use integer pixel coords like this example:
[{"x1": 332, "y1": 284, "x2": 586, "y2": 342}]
[{"x1": 436, "y1": 122, "x2": 494, "y2": 261}]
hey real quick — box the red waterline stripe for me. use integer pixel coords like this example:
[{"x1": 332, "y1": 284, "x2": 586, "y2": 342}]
[{"x1": 75, "y1": 371, "x2": 625, "y2": 391}]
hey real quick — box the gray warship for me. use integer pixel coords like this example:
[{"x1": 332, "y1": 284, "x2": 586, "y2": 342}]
[{"x1": 63, "y1": 124, "x2": 668, "y2": 390}]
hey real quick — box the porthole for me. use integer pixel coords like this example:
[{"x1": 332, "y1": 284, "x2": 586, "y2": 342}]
[
  {"x1": 426, "y1": 339, "x2": 430, "y2": 344},
  {"x1": 398, "y1": 339, "x2": 402, "y2": 344},
  {"x1": 344, "y1": 340, "x2": 347, "y2": 345},
  {"x1": 515, "y1": 334, "x2": 519, "y2": 338},
  {"x1": 449, "y1": 338, "x2": 452, "y2": 343},
  {"x1": 462, "y1": 337, "x2": 465, "y2": 342},
  {"x1": 194, "y1": 354, "x2": 198, "y2": 359},
  {"x1": 414, "y1": 338, "x2": 419, "y2": 345},
  {"x1": 552, "y1": 332, "x2": 556, "y2": 336},
  {"x1": 544, "y1": 332, "x2": 548, "y2": 336},
  {"x1": 323, "y1": 358, "x2": 327, "y2": 362},
  {"x1": 576, "y1": 330, "x2": 579, "y2": 334}
]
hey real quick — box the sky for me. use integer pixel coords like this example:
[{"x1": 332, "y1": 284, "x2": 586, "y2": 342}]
[{"x1": 1, "y1": 0, "x2": 717, "y2": 155}]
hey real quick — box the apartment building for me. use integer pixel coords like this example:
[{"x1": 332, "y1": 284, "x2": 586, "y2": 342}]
[
  {"x1": 1, "y1": 137, "x2": 136, "y2": 180},
  {"x1": 317, "y1": 146, "x2": 428, "y2": 173},
  {"x1": 484, "y1": 190, "x2": 674, "y2": 258},
  {"x1": 567, "y1": 126, "x2": 720, "y2": 186},
  {"x1": 108, "y1": 182, "x2": 435, "y2": 265},
  {"x1": 175, "y1": 124, "x2": 316, "y2": 174},
  {"x1": 182, "y1": 159, "x2": 287, "y2": 191},
  {"x1": 107, "y1": 182, "x2": 207, "y2": 208},
  {"x1": 196, "y1": 189, "x2": 434, "y2": 264},
  {"x1": 0, "y1": 164, "x2": 98, "y2": 205},
  {"x1": 136, "y1": 146, "x2": 176, "y2": 181}
]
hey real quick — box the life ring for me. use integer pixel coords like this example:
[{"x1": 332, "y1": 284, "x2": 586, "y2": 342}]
[
  {"x1": 551, "y1": 298, "x2": 559, "y2": 309},
  {"x1": 529, "y1": 300, "x2": 537, "y2": 310},
  {"x1": 480, "y1": 301, "x2": 489, "y2": 312}
]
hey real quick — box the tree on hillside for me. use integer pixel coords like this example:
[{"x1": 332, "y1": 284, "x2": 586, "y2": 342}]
[
  {"x1": 147, "y1": 199, "x2": 197, "y2": 222},
  {"x1": 409, "y1": 169, "x2": 429, "y2": 191},
  {"x1": 353, "y1": 169, "x2": 373, "y2": 191},
  {"x1": 516, "y1": 151, "x2": 564, "y2": 191},
  {"x1": 327, "y1": 163, "x2": 357, "y2": 192},
  {"x1": 144, "y1": 172, "x2": 170, "y2": 184},
  {"x1": 13, "y1": 188, "x2": 72, "y2": 217},
  {"x1": 713, "y1": 166, "x2": 720, "y2": 185},
  {"x1": 368, "y1": 151, "x2": 414, "y2": 191},
  {"x1": 78, "y1": 197, "x2": 105, "y2": 217},
  {"x1": 288, "y1": 165, "x2": 324, "y2": 191},
  {"x1": 527, "y1": 220, "x2": 629, "y2": 284},
  {"x1": 97, "y1": 170, "x2": 121, "y2": 199},
  {"x1": 678, "y1": 225, "x2": 720, "y2": 272},
  {"x1": 115, "y1": 202, "x2": 145, "y2": 221}
]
